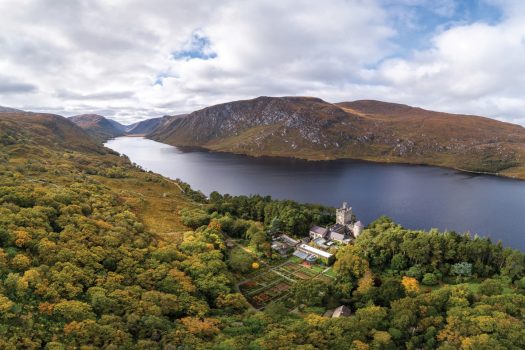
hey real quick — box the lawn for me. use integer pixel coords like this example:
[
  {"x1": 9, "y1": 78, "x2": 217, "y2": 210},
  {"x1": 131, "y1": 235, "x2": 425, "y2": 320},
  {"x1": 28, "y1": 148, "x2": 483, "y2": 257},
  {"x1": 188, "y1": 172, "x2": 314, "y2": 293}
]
[{"x1": 323, "y1": 267, "x2": 337, "y2": 278}]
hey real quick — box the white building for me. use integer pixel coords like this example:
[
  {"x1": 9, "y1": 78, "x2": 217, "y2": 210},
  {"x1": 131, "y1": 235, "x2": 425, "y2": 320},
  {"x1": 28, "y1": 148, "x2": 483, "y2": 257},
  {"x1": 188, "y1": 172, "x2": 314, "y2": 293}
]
[{"x1": 296, "y1": 243, "x2": 334, "y2": 264}]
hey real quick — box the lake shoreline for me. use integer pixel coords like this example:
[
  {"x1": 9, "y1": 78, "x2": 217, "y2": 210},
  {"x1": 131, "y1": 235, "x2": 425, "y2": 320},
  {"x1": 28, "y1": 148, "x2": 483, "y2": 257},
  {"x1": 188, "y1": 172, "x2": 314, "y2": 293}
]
[
  {"x1": 140, "y1": 136, "x2": 523, "y2": 183},
  {"x1": 105, "y1": 136, "x2": 525, "y2": 251}
]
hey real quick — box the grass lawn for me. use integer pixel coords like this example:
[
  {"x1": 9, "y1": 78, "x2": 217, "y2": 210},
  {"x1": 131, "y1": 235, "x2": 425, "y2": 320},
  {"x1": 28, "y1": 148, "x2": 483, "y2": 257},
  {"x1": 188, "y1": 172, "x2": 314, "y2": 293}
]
[
  {"x1": 310, "y1": 265, "x2": 325, "y2": 273},
  {"x1": 289, "y1": 256, "x2": 304, "y2": 264},
  {"x1": 323, "y1": 268, "x2": 337, "y2": 278}
]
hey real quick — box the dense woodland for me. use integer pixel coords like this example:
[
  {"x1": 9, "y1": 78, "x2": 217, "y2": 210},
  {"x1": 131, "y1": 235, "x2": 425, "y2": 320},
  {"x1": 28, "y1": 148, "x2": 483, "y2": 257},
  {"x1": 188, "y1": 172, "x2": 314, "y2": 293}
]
[{"x1": 0, "y1": 116, "x2": 524, "y2": 349}]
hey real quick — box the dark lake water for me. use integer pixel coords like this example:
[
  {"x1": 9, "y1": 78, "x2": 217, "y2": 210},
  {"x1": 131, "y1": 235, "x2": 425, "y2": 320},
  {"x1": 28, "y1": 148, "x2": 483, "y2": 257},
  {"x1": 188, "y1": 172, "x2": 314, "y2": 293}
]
[{"x1": 105, "y1": 137, "x2": 525, "y2": 251}]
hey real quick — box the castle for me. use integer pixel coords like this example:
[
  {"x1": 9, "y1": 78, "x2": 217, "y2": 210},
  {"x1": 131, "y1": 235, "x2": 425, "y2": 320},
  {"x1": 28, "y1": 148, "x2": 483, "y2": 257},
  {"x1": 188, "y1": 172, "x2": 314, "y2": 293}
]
[{"x1": 309, "y1": 202, "x2": 363, "y2": 245}]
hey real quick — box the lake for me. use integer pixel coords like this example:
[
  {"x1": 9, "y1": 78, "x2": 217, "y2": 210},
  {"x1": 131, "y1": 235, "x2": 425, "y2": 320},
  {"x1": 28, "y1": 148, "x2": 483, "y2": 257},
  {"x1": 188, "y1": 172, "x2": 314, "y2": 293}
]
[{"x1": 105, "y1": 137, "x2": 525, "y2": 251}]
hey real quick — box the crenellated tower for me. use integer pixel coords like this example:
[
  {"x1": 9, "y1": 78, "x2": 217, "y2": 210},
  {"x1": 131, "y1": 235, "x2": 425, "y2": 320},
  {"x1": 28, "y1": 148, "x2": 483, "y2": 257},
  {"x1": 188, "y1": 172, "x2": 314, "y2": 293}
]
[{"x1": 336, "y1": 202, "x2": 353, "y2": 226}]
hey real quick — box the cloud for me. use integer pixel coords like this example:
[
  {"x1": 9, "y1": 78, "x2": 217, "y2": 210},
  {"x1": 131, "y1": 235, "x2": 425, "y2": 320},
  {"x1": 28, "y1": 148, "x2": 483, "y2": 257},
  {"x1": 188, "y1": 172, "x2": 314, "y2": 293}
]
[
  {"x1": 0, "y1": 77, "x2": 37, "y2": 94},
  {"x1": 0, "y1": 0, "x2": 523, "y2": 125},
  {"x1": 370, "y1": 1, "x2": 525, "y2": 124},
  {"x1": 57, "y1": 90, "x2": 136, "y2": 101}
]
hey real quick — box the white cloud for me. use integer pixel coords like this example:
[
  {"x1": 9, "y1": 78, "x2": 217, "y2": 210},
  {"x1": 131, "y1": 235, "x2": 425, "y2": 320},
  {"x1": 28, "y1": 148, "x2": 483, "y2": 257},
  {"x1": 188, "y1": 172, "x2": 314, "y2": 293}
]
[
  {"x1": 0, "y1": 0, "x2": 524, "y2": 125},
  {"x1": 372, "y1": 2, "x2": 525, "y2": 124}
]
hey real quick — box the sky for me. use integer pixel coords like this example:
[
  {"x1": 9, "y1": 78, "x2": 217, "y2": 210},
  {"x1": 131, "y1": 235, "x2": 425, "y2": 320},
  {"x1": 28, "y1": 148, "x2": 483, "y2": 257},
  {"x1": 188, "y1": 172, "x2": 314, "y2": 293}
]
[{"x1": 0, "y1": 0, "x2": 524, "y2": 125}]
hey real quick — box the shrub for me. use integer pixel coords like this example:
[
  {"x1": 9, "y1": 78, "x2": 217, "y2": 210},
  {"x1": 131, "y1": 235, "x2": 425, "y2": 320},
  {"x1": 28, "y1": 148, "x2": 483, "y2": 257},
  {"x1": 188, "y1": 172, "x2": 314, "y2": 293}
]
[
  {"x1": 479, "y1": 279, "x2": 504, "y2": 296},
  {"x1": 406, "y1": 265, "x2": 424, "y2": 280},
  {"x1": 422, "y1": 273, "x2": 439, "y2": 286}
]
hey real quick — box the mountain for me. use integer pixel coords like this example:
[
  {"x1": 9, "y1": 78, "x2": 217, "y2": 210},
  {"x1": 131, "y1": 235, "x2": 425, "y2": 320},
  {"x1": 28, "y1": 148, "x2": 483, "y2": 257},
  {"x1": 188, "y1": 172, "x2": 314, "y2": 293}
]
[
  {"x1": 148, "y1": 96, "x2": 525, "y2": 179},
  {"x1": 126, "y1": 114, "x2": 187, "y2": 135},
  {"x1": 148, "y1": 96, "x2": 360, "y2": 154},
  {"x1": 70, "y1": 114, "x2": 126, "y2": 142},
  {"x1": 0, "y1": 105, "x2": 24, "y2": 113},
  {"x1": 126, "y1": 117, "x2": 162, "y2": 134},
  {"x1": 137, "y1": 114, "x2": 181, "y2": 136},
  {"x1": 0, "y1": 111, "x2": 105, "y2": 153},
  {"x1": 69, "y1": 113, "x2": 187, "y2": 142}
]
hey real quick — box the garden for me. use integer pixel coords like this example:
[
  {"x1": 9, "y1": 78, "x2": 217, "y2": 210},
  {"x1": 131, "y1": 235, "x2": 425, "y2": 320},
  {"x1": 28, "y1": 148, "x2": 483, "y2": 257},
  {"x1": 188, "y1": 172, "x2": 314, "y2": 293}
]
[{"x1": 238, "y1": 258, "x2": 335, "y2": 309}]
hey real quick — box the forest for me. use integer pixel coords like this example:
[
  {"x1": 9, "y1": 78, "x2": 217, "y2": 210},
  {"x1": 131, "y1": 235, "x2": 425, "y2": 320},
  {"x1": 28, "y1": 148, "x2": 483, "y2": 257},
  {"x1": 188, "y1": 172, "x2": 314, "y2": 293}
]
[{"x1": 0, "y1": 122, "x2": 524, "y2": 349}]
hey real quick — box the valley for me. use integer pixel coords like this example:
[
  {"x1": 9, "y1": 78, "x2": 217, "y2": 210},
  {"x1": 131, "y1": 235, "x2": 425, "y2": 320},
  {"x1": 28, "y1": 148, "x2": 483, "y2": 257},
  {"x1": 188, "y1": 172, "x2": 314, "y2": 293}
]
[
  {"x1": 1, "y1": 106, "x2": 524, "y2": 349},
  {"x1": 3, "y1": 1, "x2": 525, "y2": 348}
]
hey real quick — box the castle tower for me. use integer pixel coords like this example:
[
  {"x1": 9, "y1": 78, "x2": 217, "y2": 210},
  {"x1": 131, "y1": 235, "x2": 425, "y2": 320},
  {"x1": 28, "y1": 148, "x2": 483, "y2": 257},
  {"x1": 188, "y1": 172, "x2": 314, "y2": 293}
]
[{"x1": 336, "y1": 202, "x2": 353, "y2": 226}]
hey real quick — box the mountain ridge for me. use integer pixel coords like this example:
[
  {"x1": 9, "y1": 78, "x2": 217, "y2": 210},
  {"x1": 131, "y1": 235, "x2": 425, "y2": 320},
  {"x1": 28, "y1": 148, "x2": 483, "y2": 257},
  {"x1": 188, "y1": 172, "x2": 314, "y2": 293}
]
[
  {"x1": 69, "y1": 113, "x2": 183, "y2": 141},
  {"x1": 69, "y1": 114, "x2": 127, "y2": 142},
  {"x1": 0, "y1": 105, "x2": 24, "y2": 113},
  {"x1": 147, "y1": 96, "x2": 525, "y2": 179}
]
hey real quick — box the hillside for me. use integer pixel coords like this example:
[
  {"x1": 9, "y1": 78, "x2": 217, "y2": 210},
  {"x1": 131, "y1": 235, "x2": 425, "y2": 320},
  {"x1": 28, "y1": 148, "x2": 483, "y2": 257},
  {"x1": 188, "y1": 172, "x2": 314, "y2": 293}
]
[
  {"x1": 0, "y1": 106, "x2": 24, "y2": 113},
  {"x1": 149, "y1": 96, "x2": 525, "y2": 179},
  {"x1": 0, "y1": 112, "x2": 106, "y2": 153},
  {"x1": 126, "y1": 117, "x2": 163, "y2": 135},
  {"x1": 126, "y1": 114, "x2": 187, "y2": 135},
  {"x1": 70, "y1": 114, "x2": 126, "y2": 142}
]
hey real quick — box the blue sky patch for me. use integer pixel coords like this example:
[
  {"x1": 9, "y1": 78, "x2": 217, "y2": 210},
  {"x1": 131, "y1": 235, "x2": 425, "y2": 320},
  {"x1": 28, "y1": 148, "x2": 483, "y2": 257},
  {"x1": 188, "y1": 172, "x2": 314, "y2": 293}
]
[
  {"x1": 172, "y1": 32, "x2": 217, "y2": 60},
  {"x1": 383, "y1": 0, "x2": 503, "y2": 56}
]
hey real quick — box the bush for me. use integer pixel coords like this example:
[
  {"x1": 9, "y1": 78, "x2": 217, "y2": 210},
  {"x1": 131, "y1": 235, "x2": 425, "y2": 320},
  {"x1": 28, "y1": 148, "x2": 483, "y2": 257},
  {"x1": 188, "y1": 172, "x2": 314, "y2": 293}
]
[
  {"x1": 180, "y1": 208, "x2": 210, "y2": 229},
  {"x1": 479, "y1": 279, "x2": 504, "y2": 296},
  {"x1": 406, "y1": 265, "x2": 424, "y2": 280},
  {"x1": 422, "y1": 273, "x2": 439, "y2": 286}
]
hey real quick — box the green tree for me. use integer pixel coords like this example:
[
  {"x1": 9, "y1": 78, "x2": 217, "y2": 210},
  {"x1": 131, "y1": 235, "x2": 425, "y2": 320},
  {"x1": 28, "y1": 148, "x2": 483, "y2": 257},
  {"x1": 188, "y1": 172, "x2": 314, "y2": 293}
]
[
  {"x1": 228, "y1": 247, "x2": 254, "y2": 273},
  {"x1": 291, "y1": 280, "x2": 329, "y2": 307},
  {"x1": 422, "y1": 273, "x2": 439, "y2": 286}
]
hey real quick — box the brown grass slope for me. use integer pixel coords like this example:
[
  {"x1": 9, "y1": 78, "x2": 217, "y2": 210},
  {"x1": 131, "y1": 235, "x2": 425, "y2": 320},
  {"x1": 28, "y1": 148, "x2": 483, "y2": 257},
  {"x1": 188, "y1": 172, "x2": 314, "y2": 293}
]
[
  {"x1": 0, "y1": 112, "x2": 107, "y2": 154},
  {"x1": 149, "y1": 96, "x2": 525, "y2": 179}
]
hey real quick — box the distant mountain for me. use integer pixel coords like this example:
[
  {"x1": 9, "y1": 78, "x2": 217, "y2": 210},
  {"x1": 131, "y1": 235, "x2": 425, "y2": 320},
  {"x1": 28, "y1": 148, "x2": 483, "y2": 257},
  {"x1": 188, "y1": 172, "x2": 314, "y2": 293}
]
[
  {"x1": 69, "y1": 113, "x2": 188, "y2": 142},
  {"x1": 139, "y1": 114, "x2": 182, "y2": 136},
  {"x1": 148, "y1": 96, "x2": 525, "y2": 179},
  {"x1": 70, "y1": 114, "x2": 126, "y2": 142},
  {"x1": 0, "y1": 106, "x2": 24, "y2": 113},
  {"x1": 0, "y1": 111, "x2": 105, "y2": 153},
  {"x1": 126, "y1": 117, "x2": 162, "y2": 134},
  {"x1": 126, "y1": 114, "x2": 187, "y2": 135}
]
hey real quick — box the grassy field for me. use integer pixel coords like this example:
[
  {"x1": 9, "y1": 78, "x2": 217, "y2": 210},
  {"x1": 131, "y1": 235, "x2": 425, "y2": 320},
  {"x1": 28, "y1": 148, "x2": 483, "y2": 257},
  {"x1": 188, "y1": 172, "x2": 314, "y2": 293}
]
[{"x1": 96, "y1": 173, "x2": 197, "y2": 237}]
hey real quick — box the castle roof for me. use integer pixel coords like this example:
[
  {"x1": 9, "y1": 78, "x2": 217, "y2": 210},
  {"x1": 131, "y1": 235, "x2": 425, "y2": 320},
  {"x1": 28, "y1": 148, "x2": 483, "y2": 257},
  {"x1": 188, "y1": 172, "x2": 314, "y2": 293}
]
[
  {"x1": 329, "y1": 231, "x2": 346, "y2": 242},
  {"x1": 310, "y1": 225, "x2": 328, "y2": 237}
]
